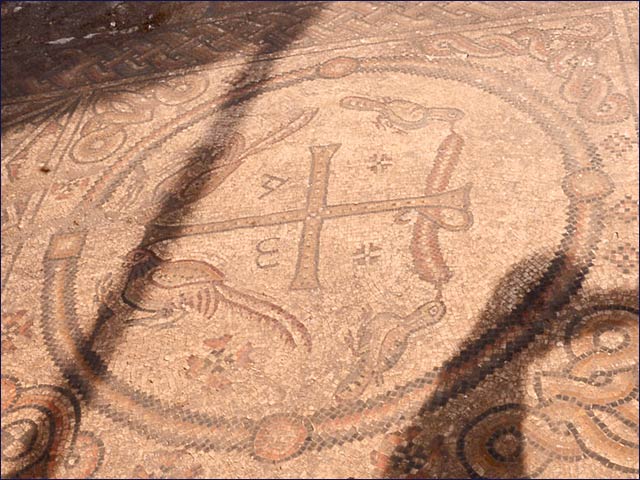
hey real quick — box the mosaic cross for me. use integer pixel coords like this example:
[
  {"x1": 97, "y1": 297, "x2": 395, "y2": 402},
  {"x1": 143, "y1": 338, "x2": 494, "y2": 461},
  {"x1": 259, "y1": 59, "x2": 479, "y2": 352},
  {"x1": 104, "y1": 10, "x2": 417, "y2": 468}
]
[{"x1": 145, "y1": 143, "x2": 472, "y2": 290}]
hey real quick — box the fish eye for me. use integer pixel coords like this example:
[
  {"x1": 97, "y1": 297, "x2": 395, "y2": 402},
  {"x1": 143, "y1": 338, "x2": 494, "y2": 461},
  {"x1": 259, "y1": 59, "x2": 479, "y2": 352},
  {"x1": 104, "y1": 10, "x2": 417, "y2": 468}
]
[{"x1": 429, "y1": 305, "x2": 440, "y2": 316}]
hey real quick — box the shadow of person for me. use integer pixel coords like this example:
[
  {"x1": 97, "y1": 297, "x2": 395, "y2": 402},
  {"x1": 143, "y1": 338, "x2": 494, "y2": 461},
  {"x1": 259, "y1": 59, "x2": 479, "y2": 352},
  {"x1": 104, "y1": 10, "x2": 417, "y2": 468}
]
[
  {"x1": 2, "y1": 3, "x2": 325, "y2": 479},
  {"x1": 79, "y1": 0, "x2": 325, "y2": 385},
  {"x1": 382, "y1": 250, "x2": 639, "y2": 479}
]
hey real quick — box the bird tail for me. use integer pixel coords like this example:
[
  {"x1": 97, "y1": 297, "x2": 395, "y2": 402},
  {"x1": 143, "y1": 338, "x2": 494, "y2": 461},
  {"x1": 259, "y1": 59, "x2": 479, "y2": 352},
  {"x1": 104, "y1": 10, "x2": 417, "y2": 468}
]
[
  {"x1": 94, "y1": 272, "x2": 116, "y2": 307},
  {"x1": 334, "y1": 356, "x2": 374, "y2": 403},
  {"x1": 215, "y1": 283, "x2": 312, "y2": 352}
]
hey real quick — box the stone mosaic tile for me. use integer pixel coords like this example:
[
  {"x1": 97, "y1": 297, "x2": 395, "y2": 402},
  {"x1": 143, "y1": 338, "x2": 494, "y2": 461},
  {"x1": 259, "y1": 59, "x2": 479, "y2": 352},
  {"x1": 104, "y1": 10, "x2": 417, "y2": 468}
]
[{"x1": 1, "y1": 2, "x2": 638, "y2": 478}]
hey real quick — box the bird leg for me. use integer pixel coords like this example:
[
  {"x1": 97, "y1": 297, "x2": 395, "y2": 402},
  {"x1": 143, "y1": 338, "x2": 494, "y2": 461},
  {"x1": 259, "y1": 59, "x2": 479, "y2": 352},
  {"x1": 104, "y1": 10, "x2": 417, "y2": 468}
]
[
  {"x1": 375, "y1": 115, "x2": 408, "y2": 135},
  {"x1": 374, "y1": 370, "x2": 385, "y2": 387},
  {"x1": 344, "y1": 329, "x2": 357, "y2": 356},
  {"x1": 125, "y1": 307, "x2": 182, "y2": 330},
  {"x1": 374, "y1": 115, "x2": 391, "y2": 131}
]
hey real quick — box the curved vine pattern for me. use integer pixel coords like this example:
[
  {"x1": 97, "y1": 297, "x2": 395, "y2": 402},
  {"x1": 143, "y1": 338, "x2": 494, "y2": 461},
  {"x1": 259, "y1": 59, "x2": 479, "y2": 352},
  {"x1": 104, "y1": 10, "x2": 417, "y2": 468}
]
[
  {"x1": 0, "y1": 376, "x2": 104, "y2": 479},
  {"x1": 70, "y1": 75, "x2": 209, "y2": 165},
  {"x1": 457, "y1": 302, "x2": 639, "y2": 478},
  {"x1": 458, "y1": 404, "x2": 554, "y2": 479},
  {"x1": 418, "y1": 16, "x2": 630, "y2": 124},
  {"x1": 70, "y1": 90, "x2": 153, "y2": 164},
  {"x1": 153, "y1": 74, "x2": 209, "y2": 106}
]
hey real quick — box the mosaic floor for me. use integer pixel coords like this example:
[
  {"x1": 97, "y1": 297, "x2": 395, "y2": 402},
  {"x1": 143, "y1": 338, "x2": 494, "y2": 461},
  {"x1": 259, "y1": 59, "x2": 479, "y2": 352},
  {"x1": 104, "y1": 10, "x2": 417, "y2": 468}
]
[{"x1": 1, "y1": 1, "x2": 638, "y2": 478}]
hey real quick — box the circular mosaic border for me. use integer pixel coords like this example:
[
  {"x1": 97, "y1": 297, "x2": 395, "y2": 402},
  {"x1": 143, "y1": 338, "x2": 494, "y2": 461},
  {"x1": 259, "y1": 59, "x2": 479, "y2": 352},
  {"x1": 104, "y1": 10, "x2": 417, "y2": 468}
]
[{"x1": 41, "y1": 55, "x2": 611, "y2": 462}]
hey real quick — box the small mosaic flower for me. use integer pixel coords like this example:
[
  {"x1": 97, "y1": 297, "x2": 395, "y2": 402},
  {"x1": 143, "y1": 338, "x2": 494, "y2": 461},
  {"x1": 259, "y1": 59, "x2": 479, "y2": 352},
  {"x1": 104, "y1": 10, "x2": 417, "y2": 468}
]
[
  {"x1": 604, "y1": 242, "x2": 639, "y2": 275},
  {"x1": 601, "y1": 132, "x2": 636, "y2": 160},
  {"x1": 609, "y1": 195, "x2": 639, "y2": 224},
  {"x1": 185, "y1": 337, "x2": 255, "y2": 393},
  {"x1": 1, "y1": 310, "x2": 33, "y2": 352}
]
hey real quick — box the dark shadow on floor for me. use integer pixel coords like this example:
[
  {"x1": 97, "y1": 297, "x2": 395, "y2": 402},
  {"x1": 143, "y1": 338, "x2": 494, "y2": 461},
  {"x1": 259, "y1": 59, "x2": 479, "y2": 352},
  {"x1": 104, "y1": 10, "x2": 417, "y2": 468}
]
[
  {"x1": 382, "y1": 250, "x2": 639, "y2": 479},
  {"x1": 3, "y1": 2, "x2": 324, "y2": 478},
  {"x1": 1, "y1": 1, "x2": 324, "y2": 130}
]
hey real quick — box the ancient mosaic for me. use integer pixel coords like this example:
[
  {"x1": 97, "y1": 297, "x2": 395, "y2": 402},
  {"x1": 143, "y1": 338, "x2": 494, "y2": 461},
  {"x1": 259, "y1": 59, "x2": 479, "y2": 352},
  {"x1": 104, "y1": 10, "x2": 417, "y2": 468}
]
[{"x1": 1, "y1": 1, "x2": 638, "y2": 478}]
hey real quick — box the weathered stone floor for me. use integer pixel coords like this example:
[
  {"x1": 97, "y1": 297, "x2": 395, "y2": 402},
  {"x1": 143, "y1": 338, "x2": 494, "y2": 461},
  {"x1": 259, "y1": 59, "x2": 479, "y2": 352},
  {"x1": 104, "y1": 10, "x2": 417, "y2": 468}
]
[{"x1": 1, "y1": 2, "x2": 638, "y2": 478}]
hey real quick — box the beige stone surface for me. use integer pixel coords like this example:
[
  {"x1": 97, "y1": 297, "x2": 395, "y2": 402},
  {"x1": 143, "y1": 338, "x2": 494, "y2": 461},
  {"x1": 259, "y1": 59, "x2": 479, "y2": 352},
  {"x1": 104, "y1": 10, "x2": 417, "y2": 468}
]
[{"x1": 1, "y1": 2, "x2": 638, "y2": 478}]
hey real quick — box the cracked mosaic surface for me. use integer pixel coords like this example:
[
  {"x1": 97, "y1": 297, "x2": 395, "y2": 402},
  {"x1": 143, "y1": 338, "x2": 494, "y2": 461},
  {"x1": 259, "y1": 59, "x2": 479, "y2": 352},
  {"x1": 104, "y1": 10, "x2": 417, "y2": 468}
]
[{"x1": 1, "y1": 2, "x2": 638, "y2": 478}]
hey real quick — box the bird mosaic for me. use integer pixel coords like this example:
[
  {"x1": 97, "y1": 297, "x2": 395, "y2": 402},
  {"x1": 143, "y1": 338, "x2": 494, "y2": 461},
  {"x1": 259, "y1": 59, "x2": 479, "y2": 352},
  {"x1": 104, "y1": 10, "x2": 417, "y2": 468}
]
[
  {"x1": 339, "y1": 95, "x2": 464, "y2": 134},
  {"x1": 95, "y1": 248, "x2": 312, "y2": 350},
  {"x1": 335, "y1": 300, "x2": 446, "y2": 402}
]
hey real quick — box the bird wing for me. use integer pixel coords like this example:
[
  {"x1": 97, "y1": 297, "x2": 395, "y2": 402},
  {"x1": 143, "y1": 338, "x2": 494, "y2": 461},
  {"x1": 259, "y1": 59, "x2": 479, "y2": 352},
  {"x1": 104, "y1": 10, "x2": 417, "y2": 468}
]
[
  {"x1": 377, "y1": 327, "x2": 410, "y2": 373},
  {"x1": 339, "y1": 95, "x2": 385, "y2": 113},
  {"x1": 388, "y1": 99, "x2": 427, "y2": 123},
  {"x1": 356, "y1": 320, "x2": 374, "y2": 355},
  {"x1": 149, "y1": 260, "x2": 224, "y2": 288}
]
